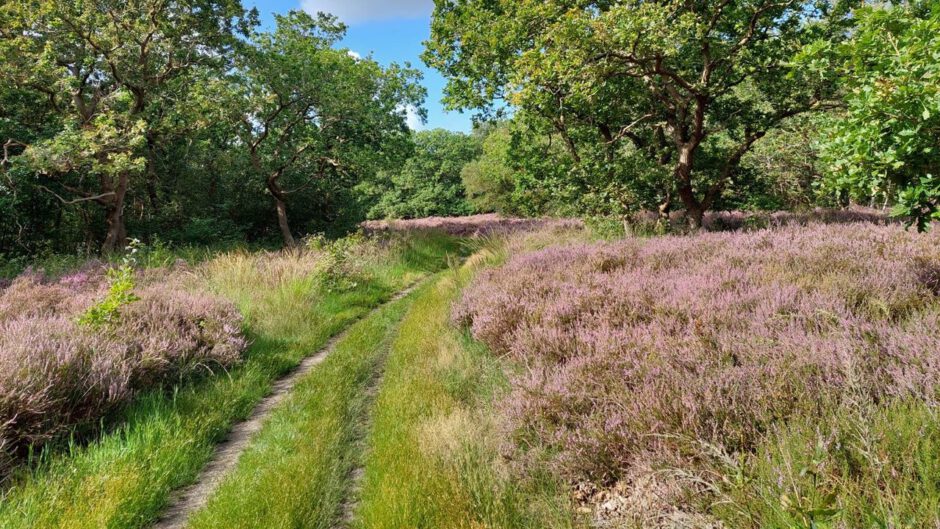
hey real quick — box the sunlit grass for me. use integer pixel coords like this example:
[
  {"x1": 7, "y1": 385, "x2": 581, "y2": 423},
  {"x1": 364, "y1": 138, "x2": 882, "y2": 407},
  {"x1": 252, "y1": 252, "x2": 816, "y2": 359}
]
[
  {"x1": 714, "y1": 399, "x2": 940, "y2": 529},
  {"x1": 0, "y1": 231, "x2": 464, "y2": 529},
  {"x1": 187, "y1": 280, "x2": 424, "y2": 529},
  {"x1": 353, "y1": 252, "x2": 574, "y2": 529}
]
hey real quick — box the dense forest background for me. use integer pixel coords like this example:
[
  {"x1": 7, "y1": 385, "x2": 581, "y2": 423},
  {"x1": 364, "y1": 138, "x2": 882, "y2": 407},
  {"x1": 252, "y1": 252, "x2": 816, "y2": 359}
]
[{"x1": 1, "y1": 0, "x2": 937, "y2": 258}]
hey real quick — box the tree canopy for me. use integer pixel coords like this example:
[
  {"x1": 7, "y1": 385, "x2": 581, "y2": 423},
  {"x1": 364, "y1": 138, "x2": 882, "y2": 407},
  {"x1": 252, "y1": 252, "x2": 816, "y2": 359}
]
[
  {"x1": 0, "y1": 3, "x2": 424, "y2": 253},
  {"x1": 363, "y1": 129, "x2": 480, "y2": 219},
  {"x1": 809, "y1": 1, "x2": 940, "y2": 230},
  {"x1": 425, "y1": 0, "x2": 858, "y2": 226},
  {"x1": 233, "y1": 11, "x2": 423, "y2": 245},
  {"x1": 2, "y1": 0, "x2": 939, "y2": 259}
]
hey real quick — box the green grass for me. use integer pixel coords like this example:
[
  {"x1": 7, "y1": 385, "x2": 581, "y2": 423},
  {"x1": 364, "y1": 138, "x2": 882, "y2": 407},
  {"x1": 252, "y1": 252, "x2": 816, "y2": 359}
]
[
  {"x1": 0, "y1": 231, "x2": 464, "y2": 529},
  {"x1": 0, "y1": 240, "x2": 259, "y2": 279},
  {"x1": 352, "y1": 249, "x2": 575, "y2": 529},
  {"x1": 714, "y1": 400, "x2": 940, "y2": 529},
  {"x1": 187, "y1": 278, "x2": 425, "y2": 529}
]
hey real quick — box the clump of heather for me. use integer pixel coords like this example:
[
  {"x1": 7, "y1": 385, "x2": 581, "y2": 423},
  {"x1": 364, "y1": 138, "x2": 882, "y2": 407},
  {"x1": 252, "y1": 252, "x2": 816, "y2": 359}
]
[
  {"x1": 454, "y1": 223, "x2": 940, "y2": 497},
  {"x1": 361, "y1": 213, "x2": 583, "y2": 237},
  {"x1": 626, "y1": 206, "x2": 893, "y2": 234},
  {"x1": 0, "y1": 266, "x2": 245, "y2": 473}
]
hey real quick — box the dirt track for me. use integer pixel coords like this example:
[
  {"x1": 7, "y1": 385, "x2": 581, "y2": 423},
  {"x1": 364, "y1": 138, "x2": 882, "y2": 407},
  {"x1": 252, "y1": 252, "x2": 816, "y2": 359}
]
[{"x1": 151, "y1": 284, "x2": 422, "y2": 529}]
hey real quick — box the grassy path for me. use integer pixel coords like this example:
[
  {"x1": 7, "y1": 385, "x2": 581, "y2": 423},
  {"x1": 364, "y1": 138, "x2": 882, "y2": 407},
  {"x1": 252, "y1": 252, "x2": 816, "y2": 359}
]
[
  {"x1": 153, "y1": 282, "x2": 424, "y2": 529},
  {"x1": 351, "y1": 253, "x2": 575, "y2": 529},
  {"x1": 0, "y1": 233, "x2": 462, "y2": 529},
  {"x1": 184, "y1": 279, "x2": 427, "y2": 529}
]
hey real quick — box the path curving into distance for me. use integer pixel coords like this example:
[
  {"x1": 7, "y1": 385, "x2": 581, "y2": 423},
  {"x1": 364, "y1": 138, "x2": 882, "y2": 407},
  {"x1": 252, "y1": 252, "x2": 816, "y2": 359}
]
[{"x1": 151, "y1": 282, "x2": 424, "y2": 529}]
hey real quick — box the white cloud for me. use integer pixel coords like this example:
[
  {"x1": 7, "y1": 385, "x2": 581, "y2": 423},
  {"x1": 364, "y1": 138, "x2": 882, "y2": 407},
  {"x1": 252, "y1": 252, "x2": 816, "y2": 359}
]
[
  {"x1": 347, "y1": 50, "x2": 361, "y2": 60},
  {"x1": 300, "y1": 0, "x2": 433, "y2": 24},
  {"x1": 404, "y1": 105, "x2": 424, "y2": 130}
]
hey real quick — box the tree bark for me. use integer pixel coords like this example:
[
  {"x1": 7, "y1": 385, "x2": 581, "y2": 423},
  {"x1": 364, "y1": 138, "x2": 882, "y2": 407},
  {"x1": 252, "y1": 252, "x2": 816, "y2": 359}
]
[
  {"x1": 101, "y1": 174, "x2": 129, "y2": 253},
  {"x1": 267, "y1": 176, "x2": 296, "y2": 248},
  {"x1": 274, "y1": 196, "x2": 296, "y2": 248},
  {"x1": 658, "y1": 191, "x2": 672, "y2": 221},
  {"x1": 674, "y1": 144, "x2": 705, "y2": 229}
]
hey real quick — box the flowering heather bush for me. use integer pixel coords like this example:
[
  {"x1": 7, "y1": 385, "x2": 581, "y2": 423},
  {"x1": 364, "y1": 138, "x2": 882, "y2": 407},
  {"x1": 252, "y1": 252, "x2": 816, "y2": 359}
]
[
  {"x1": 626, "y1": 206, "x2": 893, "y2": 234},
  {"x1": 361, "y1": 213, "x2": 583, "y2": 237},
  {"x1": 0, "y1": 266, "x2": 245, "y2": 472},
  {"x1": 454, "y1": 223, "x2": 940, "y2": 491}
]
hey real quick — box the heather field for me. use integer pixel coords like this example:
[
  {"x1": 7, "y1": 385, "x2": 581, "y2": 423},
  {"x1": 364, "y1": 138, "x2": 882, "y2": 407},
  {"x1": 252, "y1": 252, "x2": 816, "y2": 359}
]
[
  {"x1": 455, "y1": 222, "x2": 940, "y2": 527},
  {"x1": 361, "y1": 213, "x2": 585, "y2": 237},
  {"x1": 2, "y1": 216, "x2": 940, "y2": 529},
  {"x1": 0, "y1": 262, "x2": 245, "y2": 474},
  {"x1": 3, "y1": 0, "x2": 938, "y2": 526}
]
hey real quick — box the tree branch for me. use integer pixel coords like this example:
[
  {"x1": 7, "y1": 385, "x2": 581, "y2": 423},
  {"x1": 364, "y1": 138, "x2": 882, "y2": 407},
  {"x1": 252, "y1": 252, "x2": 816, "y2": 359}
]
[{"x1": 37, "y1": 185, "x2": 115, "y2": 206}]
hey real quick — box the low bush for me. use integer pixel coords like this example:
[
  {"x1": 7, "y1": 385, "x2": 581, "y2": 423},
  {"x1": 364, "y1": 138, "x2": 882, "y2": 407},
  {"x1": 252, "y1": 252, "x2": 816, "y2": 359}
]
[
  {"x1": 0, "y1": 264, "x2": 245, "y2": 475},
  {"x1": 621, "y1": 206, "x2": 894, "y2": 235},
  {"x1": 361, "y1": 213, "x2": 583, "y2": 238},
  {"x1": 454, "y1": 222, "x2": 940, "y2": 524}
]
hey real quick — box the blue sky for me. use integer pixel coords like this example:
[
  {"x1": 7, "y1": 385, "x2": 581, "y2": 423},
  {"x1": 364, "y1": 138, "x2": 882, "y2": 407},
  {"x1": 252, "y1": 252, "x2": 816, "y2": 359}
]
[{"x1": 243, "y1": 0, "x2": 473, "y2": 133}]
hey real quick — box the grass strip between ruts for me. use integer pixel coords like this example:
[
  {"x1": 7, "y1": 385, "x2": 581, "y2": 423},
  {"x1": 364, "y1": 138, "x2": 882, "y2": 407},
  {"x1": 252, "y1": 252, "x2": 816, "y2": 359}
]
[
  {"x1": 352, "y1": 250, "x2": 575, "y2": 529},
  {"x1": 186, "y1": 279, "x2": 426, "y2": 528}
]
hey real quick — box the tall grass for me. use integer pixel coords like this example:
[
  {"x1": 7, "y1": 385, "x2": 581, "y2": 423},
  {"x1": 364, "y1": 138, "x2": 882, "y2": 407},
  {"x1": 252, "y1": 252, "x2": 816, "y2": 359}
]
[
  {"x1": 353, "y1": 248, "x2": 574, "y2": 529},
  {"x1": 0, "y1": 231, "x2": 464, "y2": 529},
  {"x1": 716, "y1": 399, "x2": 940, "y2": 528}
]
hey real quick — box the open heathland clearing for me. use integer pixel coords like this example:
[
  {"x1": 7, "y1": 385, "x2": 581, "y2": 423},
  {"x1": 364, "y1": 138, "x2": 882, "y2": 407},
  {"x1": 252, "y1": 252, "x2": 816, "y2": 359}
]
[
  {"x1": 2, "y1": 0, "x2": 939, "y2": 527},
  {"x1": 2, "y1": 216, "x2": 940, "y2": 529}
]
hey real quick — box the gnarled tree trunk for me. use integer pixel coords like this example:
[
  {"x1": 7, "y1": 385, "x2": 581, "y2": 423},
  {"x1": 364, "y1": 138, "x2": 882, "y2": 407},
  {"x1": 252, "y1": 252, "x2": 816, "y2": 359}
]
[
  {"x1": 674, "y1": 144, "x2": 705, "y2": 229},
  {"x1": 101, "y1": 173, "x2": 129, "y2": 253},
  {"x1": 267, "y1": 175, "x2": 296, "y2": 248}
]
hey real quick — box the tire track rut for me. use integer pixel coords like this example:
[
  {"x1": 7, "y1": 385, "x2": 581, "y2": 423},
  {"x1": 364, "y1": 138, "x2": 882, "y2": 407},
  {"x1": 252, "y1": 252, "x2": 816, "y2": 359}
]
[{"x1": 151, "y1": 283, "x2": 422, "y2": 529}]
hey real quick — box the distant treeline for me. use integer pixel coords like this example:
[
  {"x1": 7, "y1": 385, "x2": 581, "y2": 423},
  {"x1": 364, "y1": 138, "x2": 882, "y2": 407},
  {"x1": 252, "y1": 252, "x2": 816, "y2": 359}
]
[{"x1": 1, "y1": 1, "x2": 937, "y2": 257}]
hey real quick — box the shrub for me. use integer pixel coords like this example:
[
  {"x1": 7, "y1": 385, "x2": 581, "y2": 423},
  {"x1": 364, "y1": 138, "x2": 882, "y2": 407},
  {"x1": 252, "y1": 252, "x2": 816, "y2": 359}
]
[
  {"x1": 0, "y1": 264, "x2": 246, "y2": 475},
  {"x1": 361, "y1": 213, "x2": 583, "y2": 238},
  {"x1": 454, "y1": 223, "x2": 940, "y2": 519},
  {"x1": 76, "y1": 263, "x2": 139, "y2": 327}
]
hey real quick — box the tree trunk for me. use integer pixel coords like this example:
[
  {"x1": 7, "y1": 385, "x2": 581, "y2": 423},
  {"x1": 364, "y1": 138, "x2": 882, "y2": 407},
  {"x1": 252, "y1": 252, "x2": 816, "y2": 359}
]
[
  {"x1": 101, "y1": 174, "x2": 129, "y2": 253},
  {"x1": 674, "y1": 145, "x2": 705, "y2": 229},
  {"x1": 658, "y1": 190, "x2": 672, "y2": 220},
  {"x1": 681, "y1": 191, "x2": 705, "y2": 229},
  {"x1": 144, "y1": 132, "x2": 161, "y2": 214},
  {"x1": 267, "y1": 175, "x2": 296, "y2": 248},
  {"x1": 274, "y1": 196, "x2": 296, "y2": 247}
]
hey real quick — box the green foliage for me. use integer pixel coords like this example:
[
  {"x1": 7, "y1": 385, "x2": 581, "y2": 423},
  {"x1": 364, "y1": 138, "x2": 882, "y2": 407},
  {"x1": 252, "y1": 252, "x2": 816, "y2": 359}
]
[
  {"x1": 460, "y1": 122, "x2": 562, "y2": 215},
  {"x1": 77, "y1": 240, "x2": 142, "y2": 327},
  {"x1": 460, "y1": 125, "x2": 517, "y2": 213},
  {"x1": 233, "y1": 11, "x2": 425, "y2": 245},
  {"x1": 808, "y1": 1, "x2": 940, "y2": 230},
  {"x1": 0, "y1": 0, "x2": 254, "y2": 252},
  {"x1": 0, "y1": 3, "x2": 423, "y2": 256},
  {"x1": 363, "y1": 129, "x2": 480, "y2": 219},
  {"x1": 425, "y1": 0, "x2": 858, "y2": 224},
  {"x1": 732, "y1": 116, "x2": 830, "y2": 211}
]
